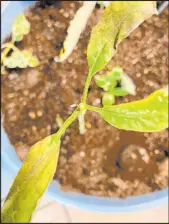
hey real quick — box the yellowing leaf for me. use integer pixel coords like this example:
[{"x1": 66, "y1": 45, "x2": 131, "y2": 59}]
[
  {"x1": 3, "y1": 51, "x2": 27, "y2": 68},
  {"x1": 99, "y1": 88, "x2": 168, "y2": 132},
  {"x1": 1, "y1": 134, "x2": 60, "y2": 223},
  {"x1": 12, "y1": 14, "x2": 30, "y2": 42},
  {"x1": 28, "y1": 56, "x2": 39, "y2": 67},
  {"x1": 87, "y1": 1, "x2": 157, "y2": 77},
  {"x1": 55, "y1": 1, "x2": 96, "y2": 62},
  {"x1": 1, "y1": 65, "x2": 8, "y2": 75},
  {"x1": 3, "y1": 50, "x2": 39, "y2": 69},
  {"x1": 23, "y1": 50, "x2": 39, "y2": 67}
]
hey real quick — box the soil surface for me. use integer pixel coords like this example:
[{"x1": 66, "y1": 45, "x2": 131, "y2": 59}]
[{"x1": 1, "y1": 1, "x2": 168, "y2": 198}]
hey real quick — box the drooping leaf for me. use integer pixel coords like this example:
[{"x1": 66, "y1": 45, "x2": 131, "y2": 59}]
[
  {"x1": 12, "y1": 14, "x2": 30, "y2": 42},
  {"x1": 87, "y1": 1, "x2": 157, "y2": 77},
  {"x1": 1, "y1": 134, "x2": 60, "y2": 223},
  {"x1": 98, "y1": 87, "x2": 168, "y2": 132},
  {"x1": 55, "y1": 1, "x2": 96, "y2": 62}
]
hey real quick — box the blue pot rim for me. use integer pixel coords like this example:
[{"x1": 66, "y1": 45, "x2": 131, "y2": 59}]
[{"x1": 1, "y1": 1, "x2": 168, "y2": 213}]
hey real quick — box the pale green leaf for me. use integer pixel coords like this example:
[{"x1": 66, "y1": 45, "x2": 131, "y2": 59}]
[
  {"x1": 106, "y1": 72, "x2": 117, "y2": 89},
  {"x1": 95, "y1": 75, "x2": 108, "y2": 89},
  {"x1": 12, "y1": 14, "x2": 30, "y2": 42},
  {"x1": 95, "y1": 74, "x2": 114, "y2": 91},
  {"x1": 55, "y1": 1, "x2": 96, "y2": 62},
  {"x1": 3, "y1": 56, "x2": 18, "y2": 68},
  {"x1": 3, "y1": 51, "x2": 28, "y2": 68},
  {"x1": 111, "y1": 66, "x2": 123, "y2": 81},
  {"x1": 99, "y1": 88, "x2": 168, "y2": 132},
  {"x1": 3, "y1": 50, "x2": 39, "y2": 69},
  {"x1": 87, "y1": 1, "x2": 157, "y2": 77},
  {"x1": 95, "y1": 71, "x2": 117, "y2": 91},
  {"x1": 1, "y1": 134, "x2": 60, "y2": 223}
]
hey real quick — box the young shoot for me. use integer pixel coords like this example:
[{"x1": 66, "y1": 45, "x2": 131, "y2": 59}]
[
  {"x1": 2, "y1": 2, "x2": 167, "y2": 223},
  {"x1": 56, "y1": 114, "x2": 64, "y2": 128},
  {"x1": 1, "y1": 14, "x2": 39, "y2": 75},
  {"x1": 95, "y1": 66, "x2": 136, "y2": 106}
]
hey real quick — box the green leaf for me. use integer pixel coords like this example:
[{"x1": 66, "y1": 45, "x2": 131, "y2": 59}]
[
  {"x1": 113, "y1": 87, "x2": 129, "y2": 96},
  {"x1": 12, "y1": 14, "x2": 30, "y2": 42},
  {"x1": 102, "y1": 92, "x2": 115, "y2": 106},
  {"x1": 55, "y1": 2, "x2": 96, "y2": 62},
  {"x1": 95, "y1": 75, "x2": 109, "y2": 90},
  {"x1": 87, "y1": 1, "x2": 157, "y2": 77},
  {"x1": 95, "y1": 71, "x2": 117, "y2": 91},
  {"x1": 107, "y1": 72, "x2": 117, "y2": 90},
  {"x1": 112, "y1": 66, "x2": 123, "y2": 81},
  {"x1": 1, "y1": 134, "x2": 60, "y2": 223},
  {"x1": 99, "y1": 88, "x2": 168, "y2": 132}
]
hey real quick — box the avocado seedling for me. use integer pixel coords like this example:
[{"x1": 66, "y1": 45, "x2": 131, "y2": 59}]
[{"x1": 2, "y1": 2, "x2": 168, "y2": 223}]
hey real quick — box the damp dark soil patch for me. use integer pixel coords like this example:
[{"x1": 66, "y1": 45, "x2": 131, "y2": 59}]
[{"x1": 1, "y1": 2, "x2": 168, "y2": 198}]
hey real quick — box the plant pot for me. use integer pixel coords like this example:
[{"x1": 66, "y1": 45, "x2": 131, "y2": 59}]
[{"x1": 1, "y1": 1, "x2": 168, "y2": 213}]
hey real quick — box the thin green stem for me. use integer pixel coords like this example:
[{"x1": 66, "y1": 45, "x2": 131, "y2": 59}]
[
  {"x1": 81, "y1": 74, "x2": 92, "y2": 103},
  {"x1": 85, "y1": 104, "x2": 103, "y2": 113},
  {"x1": 56, "y1": 106, "x2": 80, "y2": 139}
]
